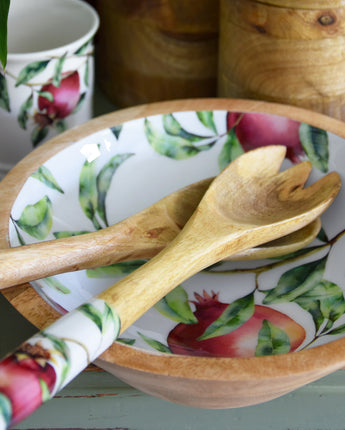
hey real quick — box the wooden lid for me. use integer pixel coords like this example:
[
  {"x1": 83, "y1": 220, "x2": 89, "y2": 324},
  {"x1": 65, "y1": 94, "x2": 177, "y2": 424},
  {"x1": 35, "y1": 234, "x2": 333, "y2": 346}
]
[{"x1": 252, "y1": 0, "x2": 345, "y2": 8}]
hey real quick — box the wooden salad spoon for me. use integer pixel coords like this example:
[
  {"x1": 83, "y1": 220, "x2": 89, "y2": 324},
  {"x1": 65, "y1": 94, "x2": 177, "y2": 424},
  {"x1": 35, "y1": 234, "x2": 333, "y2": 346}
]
[
  {"x1": 0, "y1": 177, "x2": 321, "y2": 289},
  {"x1": 0, "y1": 146, "x2": 341, "y2": 429}
]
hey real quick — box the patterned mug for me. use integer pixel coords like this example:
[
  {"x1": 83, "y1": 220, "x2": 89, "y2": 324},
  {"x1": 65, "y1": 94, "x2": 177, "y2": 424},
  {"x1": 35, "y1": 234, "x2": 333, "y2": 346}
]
[{"x1": 0, "y1": 0, "x2": 99, "y2": 177}]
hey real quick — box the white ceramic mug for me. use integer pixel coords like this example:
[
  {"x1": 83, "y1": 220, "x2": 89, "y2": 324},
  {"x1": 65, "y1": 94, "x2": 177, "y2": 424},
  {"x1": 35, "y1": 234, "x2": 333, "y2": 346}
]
[{"x1": 0, "y1": 0, "x2": 99, "y2": 177}]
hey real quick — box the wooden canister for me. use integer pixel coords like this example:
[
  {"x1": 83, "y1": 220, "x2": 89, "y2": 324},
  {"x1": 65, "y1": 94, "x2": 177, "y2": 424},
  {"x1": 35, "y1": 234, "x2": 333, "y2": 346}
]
[
  {"x1": 218, "y1": 0, "x2": 345, "y2": 120},
  {"x1": 95, "y1": 0, "x2": 219, "y2": 107}
]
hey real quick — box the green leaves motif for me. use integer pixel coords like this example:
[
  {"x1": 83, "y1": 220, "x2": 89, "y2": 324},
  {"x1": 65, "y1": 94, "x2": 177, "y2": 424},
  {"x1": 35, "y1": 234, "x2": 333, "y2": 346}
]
[
  {"x1": 263, "y1": 256, "x2": 327, "y2": 305},
  {"x1": 138, "y1": 332, "x2": 171, "y2": 354},
  {"x1": 299, "y1": 123, "x2": 329, "y2": 172},
  {"x1": 18, "y1": 94, "x2": 33, "y2": 129},
  {"x1": 31, "y1": 165, "x2": 64, "y2": 193},
  {"x1": 198, "y1": 293, "x2": 254, "y2": 341},
  {"x1": 295, "y1": 280, "x2": 345, "y2": 333},
  {"x1": 78, "y1": 302, "x2": 119, "y2": 336},
  {"x1": 154, "y1": 285, "x2": 197, "y2": 324},
  {"x1": 15, "y1": 60, "x2": 50, "y2": 87},
  {"x1": 79, "y1": 152, "x2": 133, "y2": 230},
  {"x1": 196, "y1": 111, "x2": 217, "y2": 133},
  {"x1": 255, "y1": 320, "x2": 291, "y2": 356},
  {"x1": 263, "y1": 255, "x2": 345, "y2": 335},
  {"x1": 14, "y1": 195, "x2": 53, "y2": 240},
  {"x1": 86, "y1": 260, "x2": 146, "y2": 278},
  {"x1": 144, "y1": 113, "x2": 217, "y2": 160},
  {"x1": 0, "y1": 393, "x2": 11, "y2": 426},
  {"x1": 218, "y1": 128, "x2": 244, "y2": 170},
  {"x1": 52, "y1": 52, "x2": 67, "y2": 87},
  {"x1": 0, "y1": 73, "x2": 10, "y2": 112},
  {"x1": 42, "y1": 277, "x2": 71, "y2": 295},
  {"x1": 0, "y1": 0, "x2": 10, "y2": 70}
]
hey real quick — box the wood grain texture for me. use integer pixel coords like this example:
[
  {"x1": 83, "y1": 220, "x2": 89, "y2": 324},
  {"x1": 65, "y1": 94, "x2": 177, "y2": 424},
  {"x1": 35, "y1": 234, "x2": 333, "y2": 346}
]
[
  {"x1": 2, "y1": 98, "x2": 345, "y2": 409},
  {"x1": 97, "y1": 146, "x2": 340, "y2": 333},
  {"x1": 95, "y1": 0, "x2": 219, "y2": 107},
  {"x1": 0, "y1": 177, "x2": 321, "y2": 289},
  {"x1": 218, "y1": 0, "x2": 345, "y2": 120}
]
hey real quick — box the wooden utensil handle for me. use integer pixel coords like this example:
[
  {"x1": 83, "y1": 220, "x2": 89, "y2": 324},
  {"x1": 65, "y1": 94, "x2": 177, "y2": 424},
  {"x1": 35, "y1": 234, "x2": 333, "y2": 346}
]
[{"x1": 0, "y1": 216, "x2": 177, "y2": 289}]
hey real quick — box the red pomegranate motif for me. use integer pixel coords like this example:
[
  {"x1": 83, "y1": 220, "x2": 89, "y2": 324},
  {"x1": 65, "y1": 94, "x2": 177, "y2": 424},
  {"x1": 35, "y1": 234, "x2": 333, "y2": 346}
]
[
  {"x1": 167, "y1": 291, "x2": 306, "y2": 357},
  {"x1": 38, "y1": 71, "x2": 80, "y2": 119},
  {"x1": 226, "y1": 112, "x2": 304, "y2": 163},
  {"x1": 0, "y1": 344, "x2": 57, "y2": 425}
]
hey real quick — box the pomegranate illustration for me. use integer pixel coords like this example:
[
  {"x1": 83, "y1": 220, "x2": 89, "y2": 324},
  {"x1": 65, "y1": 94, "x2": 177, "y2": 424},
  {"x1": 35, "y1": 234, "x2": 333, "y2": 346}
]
[
  {"x1": 226, "y1": 112, "x2": 304, "y2": 163},
  {"x1": 0, "y1": 343, "x2": 56, "y2": 425},
  {"x1": 38, "y1": 71, "x2": 80, "y2": 119},
  {"x1": 167, "y1": 291, "x2": 306, "y2": 357}
]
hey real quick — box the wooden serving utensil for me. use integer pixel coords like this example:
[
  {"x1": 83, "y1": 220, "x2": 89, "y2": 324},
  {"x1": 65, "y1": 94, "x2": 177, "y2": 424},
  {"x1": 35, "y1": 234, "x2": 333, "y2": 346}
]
[
  {"x1": 0, "y1": 146, "x2": 340, "y2": 429},
  {"x1": 0, "y1": 180, "x2": 321, "y2": 289}
]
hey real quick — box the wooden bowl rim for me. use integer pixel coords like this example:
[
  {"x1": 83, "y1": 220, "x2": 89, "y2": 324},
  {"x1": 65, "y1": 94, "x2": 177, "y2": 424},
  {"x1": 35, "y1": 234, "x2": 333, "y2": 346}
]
[{"x1": 3, "y1": 97, "x2": 345, "y2": 381}]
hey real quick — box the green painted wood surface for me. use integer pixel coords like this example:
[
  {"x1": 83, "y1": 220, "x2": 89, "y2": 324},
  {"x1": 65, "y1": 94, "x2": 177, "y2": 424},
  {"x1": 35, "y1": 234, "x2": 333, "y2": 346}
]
[{"x1": 12, "y1": 370, "x2": 345, "y2": 429}]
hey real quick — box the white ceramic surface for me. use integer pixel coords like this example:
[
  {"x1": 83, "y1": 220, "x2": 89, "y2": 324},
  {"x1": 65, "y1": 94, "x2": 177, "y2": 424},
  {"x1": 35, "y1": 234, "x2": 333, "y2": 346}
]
[
  {"x1": 8, "y1": 109, "x2": 345, "y2": 359},
  {"x1": 0, "y1": 0, "x2": 99, "y2": 177}
]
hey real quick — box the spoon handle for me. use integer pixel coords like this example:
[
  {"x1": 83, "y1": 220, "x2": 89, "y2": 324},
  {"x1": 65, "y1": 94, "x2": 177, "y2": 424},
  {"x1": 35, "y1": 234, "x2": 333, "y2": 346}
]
[{"x1": 0, "y1": 211, "x2": 180, "y2": 289}]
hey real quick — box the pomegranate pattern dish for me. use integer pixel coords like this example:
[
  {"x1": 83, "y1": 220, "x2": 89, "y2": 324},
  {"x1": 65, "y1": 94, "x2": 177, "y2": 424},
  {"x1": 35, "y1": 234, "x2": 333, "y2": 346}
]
[
  {"x1": 7, "y1": 110, "x2": 345, "y2": 363},
  {"x1": 0, "y1": 40, "x2": 93, "y2": 146}
]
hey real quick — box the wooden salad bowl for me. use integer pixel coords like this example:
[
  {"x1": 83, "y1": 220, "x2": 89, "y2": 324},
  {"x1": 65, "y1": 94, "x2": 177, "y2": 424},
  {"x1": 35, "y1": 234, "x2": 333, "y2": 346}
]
[{"x1": 2, "y1": 98, "x2": 345, "y2": 409}]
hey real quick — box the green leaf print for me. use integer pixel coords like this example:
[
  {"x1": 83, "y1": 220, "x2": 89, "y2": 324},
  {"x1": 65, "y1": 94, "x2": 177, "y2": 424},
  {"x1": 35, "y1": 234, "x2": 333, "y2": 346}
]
[
  {"x1": 162, "y1": 114, "x2": 210, "y2": 142},
  {"x1": 40, "y1": 332, "x2": 70, "y2": 386},
  {"x1": 53, "y1": 230, "x2": 90, "y2": 239},
  {"x1": 0, "y1": 0, "x2": 10, "y2": 70},
  {"x1": 39, "y1": 379, "x2": 51, "y2": 402},
  {"x1": 111, "y1": 124, "x2": 122, "y2": 139},
  {"x1": 0, "y1": 393, "x2": 11, "y2": 426},
  {"x1": 84, "y1": 60, "x2": 89, "y2": 87},
  {"x1": 31, "y1": 125, "x2": 49, "y2": 147},
  {"x1": 79, "y1": 157, "x2": 101, "y2": 230},
  {"x1": 196, "y1": 111, "x2": 217, "y2": 133},
  {"x1": 138, "y1": 332, "x2": 172, "y2": 354},
  {"x1": 326, "y1": 324, "x2": 345, "y2": 336},
  {"x1": 15, "y1": 60, "x2": 50, "y2": 86},
  {"x1": 218, "y1": 128, "x2": 244, "y2": 170},
  {"x1": 299, "y1": 123, "x2": 329, "y2": 173},
  {"x1": 74, "y1": 40, "x2": 91, "y2": 56},
  {"x1": 96, "y1": 153, "x2": 133, "y2": 226},
  {"x1": 14, "y1": 195, "x2": 53, "y2": 240},
  {"x1": 37, "y1": 91, "x2": 54, "y2": 102},
  {"x1": 144, "y1": 118, "x2": 215, "y2": 160},
  {"x1": 263, "y1": 256, "x2": 327, "y2": 305},
  {"x1": 117, "y1": 337, "x2": 136, "y2": 346},
  {"x1": 78, "y1": 302, "x2": 119, "y2": 336},
  {"x1": 155, "y1": 286, "x2": 197, "y2": 324},
  {"x1": 255, "y1": 320, "x2": 291, "y2": 356},
  {"x1": 79, "y1": 303, "x2": 104, "y2": 332},
  {"x1": 18, "y1": 94, "x2": 33, "y2": 129},
  {"x1": 12, "y1": 221, "x2": 26, "y2": 245},
  {"x1": 198, "y1": 293, "x2": 255, "y2": 340},
  {"x1": 31, "y1": 165, "x2": 64, "y2": 193},
  {"x1": 52, "y1": 52, "x2": 67, "y2": 87},
  {"x1": 72, "y1": 92, "x2": 86, "y2": 114},
  {"x1": 295, "y1": 280, "x2": 345, "y2": 333},
  {"x1": 43, "y1": 277, "x2": 71, "y2": 294},
  {"x1": 55, "y1": 120, "x2": 67, "y2": 134},
  {"x1": 0, "y1": 73, "x2": 10, "y2": 112},
  {"x1": 86, "y1": 260, "x2": 147, "y2": 278}
]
